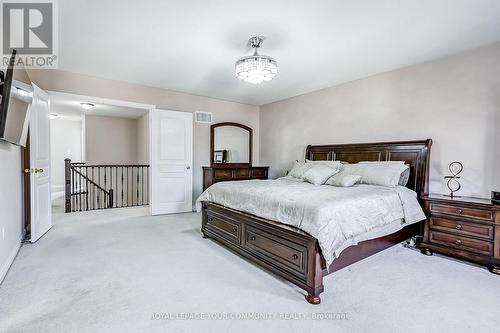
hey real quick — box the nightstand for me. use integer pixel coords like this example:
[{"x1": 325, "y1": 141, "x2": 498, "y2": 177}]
[{"x1": 420, "y1": 194, "x2": 500, "y2": 274}]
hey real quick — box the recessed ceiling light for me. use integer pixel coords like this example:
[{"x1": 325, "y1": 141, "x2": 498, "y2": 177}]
[
  {"x1": 80, "y1": 103, "x2": 95, "y2": 110},
  {"x1": 49, "y1": 113, "x2": 59, "y2": 119}
]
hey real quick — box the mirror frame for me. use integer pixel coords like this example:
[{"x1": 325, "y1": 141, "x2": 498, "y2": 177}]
[{"x1": 210, "y1": 122, "x2": 252, "y2": 168}]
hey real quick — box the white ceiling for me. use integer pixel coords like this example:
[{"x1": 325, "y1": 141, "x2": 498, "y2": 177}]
[
  {"x1": 58, "y1": 0, "x2": 500, "y2": 106},
  {"x1": 50, "y1": 93, "x2": 148, "y2": 121}
]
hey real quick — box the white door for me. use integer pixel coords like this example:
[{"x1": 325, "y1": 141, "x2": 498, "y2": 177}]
[
  {"x1": 150, "y1": 109, "x2": 193, "y2": 215},
  {"x1": 29, "y1": 84, "x2": 52, "y2": 242}
]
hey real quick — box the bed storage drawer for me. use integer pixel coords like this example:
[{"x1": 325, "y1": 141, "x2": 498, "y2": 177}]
[
  {"x1": 429, "y1": 217, "x2": 494, "y2": 240},
  {"x1": 244, "y1": 226, "x2": 307, "y2": 278},
  {"x1": 429, "y1": 203, "x2": 493, "y2": 221},
  {"x1": 428, "y1": 231, "x2": 493, "y2": 256},
  {"x1": 205, "y1": 212, "x2": 241, "y2": 245}
]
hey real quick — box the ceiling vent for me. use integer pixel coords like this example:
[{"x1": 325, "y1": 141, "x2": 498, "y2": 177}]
[{"x1": 195, "y1": 111, "x2": 213, "y2": 124}]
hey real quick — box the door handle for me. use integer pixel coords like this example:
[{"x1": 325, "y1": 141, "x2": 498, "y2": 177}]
[
  {"x1": 25, "y1": 168, "x2": 44, "y2": 174},
  {"x1": 186, "y1": 166, "x2": 191, "y2": 170}
]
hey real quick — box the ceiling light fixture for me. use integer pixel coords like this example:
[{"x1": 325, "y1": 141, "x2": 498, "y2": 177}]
[
  {"x1": 80, "y1": 103, "x2": 95, "y2": 110},
  {"x1": 235, "y1": 36, "x2": 277, "y2": 84},
  {"x1": 49, "y1": 113, "x2": 59, "y2": 119}
]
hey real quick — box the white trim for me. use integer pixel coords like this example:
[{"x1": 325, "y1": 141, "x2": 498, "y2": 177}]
[
  {"x1": 0, "y1": 242, "x2": 21, "y2": 284},
  {"x1": 81, "y1": 115, "x2": 86, "y2": 161},
  {"x1": 47, "y1": 91, "x2": 155, "y2": 110}
]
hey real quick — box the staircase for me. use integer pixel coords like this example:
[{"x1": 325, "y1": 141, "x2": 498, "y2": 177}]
[{"x1": 64, "y1": 159, "x2": 149, "y2": 212}]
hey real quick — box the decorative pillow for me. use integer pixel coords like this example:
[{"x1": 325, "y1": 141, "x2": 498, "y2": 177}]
[
  {"x1": 306, "y1": 160, "x2": 343, "y2": 170},
  {"x1": 342, "y1": 163, "x2": 409, "y2": 187},
  {"x1": 287, "y1": 161, "x2": 311, "y2": 179},
  {"x1": 302, "y1": 165, "x2": 340, "y2": 185},
  {"x1": 325, "y1": 173, "x2": 362, "y2": 187}
]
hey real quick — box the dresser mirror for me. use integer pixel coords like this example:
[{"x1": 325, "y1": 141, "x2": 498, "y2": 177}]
[{"x1": 211, "y1": 122, "x2": 252, "y2": 167}]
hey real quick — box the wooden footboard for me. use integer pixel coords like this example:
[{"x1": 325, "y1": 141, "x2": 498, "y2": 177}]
[
  {"x1": 202, "y1": 201, "x2": 422, "y2": 304},
  {"x1": 201, "y1": 202, "x2": 324, "y2": 304}
]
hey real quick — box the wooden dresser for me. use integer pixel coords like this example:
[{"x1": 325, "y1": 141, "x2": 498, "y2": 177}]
[
  {"x1": 202, "y1": 166, "x2": 269, "y2": 191},
  {"x1": 420, "y1": 194, "x2": 500, "y2": 274}
]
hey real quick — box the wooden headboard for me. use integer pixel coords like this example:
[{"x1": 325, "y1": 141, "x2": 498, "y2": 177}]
[{"x1": 305, "y1": 139, "x2": 432, "y2": 198}]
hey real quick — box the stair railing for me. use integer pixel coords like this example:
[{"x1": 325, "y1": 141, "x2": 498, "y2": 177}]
[{"x1": 64, "y1": 159, "x2": 149, "y2": 213}]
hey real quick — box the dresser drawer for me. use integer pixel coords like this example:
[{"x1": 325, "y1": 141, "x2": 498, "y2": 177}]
[
  {"x1": 251, "y1": 168, "x2": 267, "y2": 178},
  {"x1": 234, "y1": 168, "x2": 251, "y2": 178},
  {"x1": 213, "y1": 169, "x2": 233, "y2": 180},
  {"x1": 430, "y1": 203, "x2": 493, "y2": 221},
  {"x1": 429, "y1": 230, "x2": 493, "y2": 256},
  {"x1": 205, "y1": 212, "x2": 241, "y2": 245},
  {"x1": 429, "y1": 217, "x2": 494, "y2": 240},
  {"x1": 245, "y1": 226, "x2": 307, "y2": 278}
]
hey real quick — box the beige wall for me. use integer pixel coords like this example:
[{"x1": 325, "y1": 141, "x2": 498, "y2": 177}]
[
  {"x1": 85, "y1": 115, "x2": 139, "y2": 165},
  {"x1": 28, "y1": 70, "x2": 260, "y2": 199},
  {"x1": 260, "y1": 43, "x2": 500, "y2": 198}
]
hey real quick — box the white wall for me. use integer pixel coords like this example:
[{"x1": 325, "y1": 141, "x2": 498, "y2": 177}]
[
  {"x1": 50, "y1": 117, "x2": 83, "y2": 191},
  {"x1": 0, "y1": 142, "x2": 24, "y2": 283},
  {"x1": 137, "y1": 113, "x2": 149, "y2": 164},
  {"x1": 85, "y1": 115, "x2": 139, "y2": 165},
  {"x1": 28, "y1": 70, "x2": 260, "y2": 200},
  {"x1": 260, "y1": 43, "x2": 500, "y2": 198}
]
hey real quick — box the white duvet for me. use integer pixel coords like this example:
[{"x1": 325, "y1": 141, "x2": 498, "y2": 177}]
[{"x1": 196, "y1": 179, "x2": 425, "y2": 267}]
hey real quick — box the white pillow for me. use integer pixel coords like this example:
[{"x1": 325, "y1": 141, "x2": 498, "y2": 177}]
[
  {"x1": 306, "y1": 160, "x2": 343, "y2": 170},
  {"x1": 358, "y1": 161, "x2": 405, "y2": 164},
  {"x1": 357, "y1": 161, "x2": 410, "y2": 186},
  {"x1": 288, "y1": 161, "x2": 311, "y2": 179},
  {"x1": 325, "y1": 173, "x2": 362, "y2": 187},
  {"x1": 302, "y1": 165, "x2": 339, "y2": 185},
  {"x1": 343, "y1": 163, "x2": 409, "y2": 187}
]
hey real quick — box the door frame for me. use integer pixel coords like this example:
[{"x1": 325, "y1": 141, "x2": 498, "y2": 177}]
[
  {"x1": 43, "y1": 91, "x2": 156, "y2": 213},
  {"x1": 23, "y1": 131, "x2": 31, "y2": 239}
]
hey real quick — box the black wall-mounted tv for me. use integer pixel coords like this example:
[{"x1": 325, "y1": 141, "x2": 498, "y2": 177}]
[{"x1": 0, "y1": 50, "x2": 34, "y2": 147}]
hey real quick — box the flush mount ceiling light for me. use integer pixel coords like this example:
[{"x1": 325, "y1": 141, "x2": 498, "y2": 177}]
[
  {"x1": 49, "y1": 113, "x2": 59, "y2": 119},
  {"x1": 80, "y1": 103, "x2": 95, "y2": 110},
  {"x1": 235, "y1": 36, "x2": 277, "y2": 84}
]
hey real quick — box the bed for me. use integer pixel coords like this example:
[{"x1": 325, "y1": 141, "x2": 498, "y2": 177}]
[{"x1": 197, "y1": 140, "x2": 432, "y2": 304}]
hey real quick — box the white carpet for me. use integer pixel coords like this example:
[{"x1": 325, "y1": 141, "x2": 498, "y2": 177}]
[{"x1": 0, "y1": 207, "x2": 499, "y2": 333}]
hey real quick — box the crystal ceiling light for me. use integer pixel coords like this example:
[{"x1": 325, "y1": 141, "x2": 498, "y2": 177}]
[{"x1": 235, "y1": 36, "x2": 278, "y2": 84}]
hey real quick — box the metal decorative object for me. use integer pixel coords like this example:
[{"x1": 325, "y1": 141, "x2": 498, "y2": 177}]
[{"x1": 445, "y1": 161, "x2": 463, "y2": 198}]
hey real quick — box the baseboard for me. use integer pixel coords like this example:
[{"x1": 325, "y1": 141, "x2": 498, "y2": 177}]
[{"x1": 0, "y1": 242, "x2": 21, "y2": 285}]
